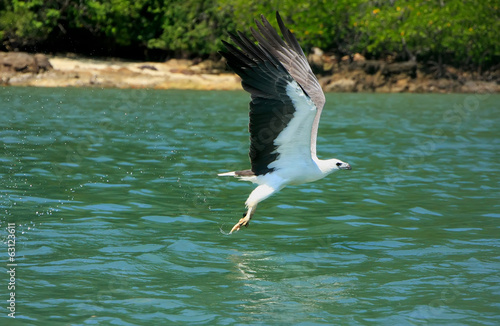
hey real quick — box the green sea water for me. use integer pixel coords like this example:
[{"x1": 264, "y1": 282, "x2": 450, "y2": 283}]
[{"x1": 1, "y1": 87, "x2": 499, "y2": 325}]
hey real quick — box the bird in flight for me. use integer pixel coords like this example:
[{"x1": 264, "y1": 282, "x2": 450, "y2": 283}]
[{"x1": 218, "y1": 12, "x2": 351, "y2": 234}]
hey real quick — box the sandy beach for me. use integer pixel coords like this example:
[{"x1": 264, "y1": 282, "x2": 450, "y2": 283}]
[{"x1": 1, "y1": 54, "x2": 242, "y2": 90}]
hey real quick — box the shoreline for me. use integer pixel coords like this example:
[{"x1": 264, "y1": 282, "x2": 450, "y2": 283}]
[
  {"x1": 0, "y1": 54, "x2": 242, "y2": 90},
  {"x1": 1, "y1": 52, "x2": 498, "y2": 93}
]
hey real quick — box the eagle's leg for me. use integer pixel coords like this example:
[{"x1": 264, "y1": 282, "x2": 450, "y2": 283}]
[{"x1": 230, "y1": 205, "x2": 257, "y2": 234}]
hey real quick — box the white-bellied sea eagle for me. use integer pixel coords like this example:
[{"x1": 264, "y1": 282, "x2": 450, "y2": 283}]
[{"x1": 218, "y1": 12, "x2": 351, "y2": 233}]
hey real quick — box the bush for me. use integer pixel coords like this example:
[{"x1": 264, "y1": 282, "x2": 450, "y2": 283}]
[{"x1": 0, "y1": 0, "x2": 498, "y2": 70}]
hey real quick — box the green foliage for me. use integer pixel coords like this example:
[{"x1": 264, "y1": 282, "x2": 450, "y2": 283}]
[
  {"x1": 354, "y1": 0, "x2": 500, "y2": 69},
  {"x1": 0, "y1": 0, "x2": 498, "y2": 69},
  {"x1": 217, "y1": 0, "x2": 363, "y2": 55},
  {"x1": 67, "y1": 0, "x2": 163, "y2": 46},
  {"x1": 0, "y1": 0, "x2": 60, "y2": 48},
  {"x1": 221, "y1": 0, "x2": 499, "y2": 69},
  {"x1": 147, "y1": 0, "x2": 237, "y2": 56}
]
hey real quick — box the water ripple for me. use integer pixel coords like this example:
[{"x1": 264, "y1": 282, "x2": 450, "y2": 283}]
[{"x1": 1, "y1": 89, "x2": 499, "y2": 325}]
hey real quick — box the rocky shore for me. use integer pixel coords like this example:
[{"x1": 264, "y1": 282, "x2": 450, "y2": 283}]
[{"x1": 1, "y1": 51, "x2": 498, "y2": 93}]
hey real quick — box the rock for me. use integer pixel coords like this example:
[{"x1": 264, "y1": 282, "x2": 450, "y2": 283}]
[
  {"x1": 350, "y1": 60, "x2": 382, "y2": 74},
  {"x1": 34, "y1": 54, "x2": 53, "y2": 72},
  {"x1": 324, "y1": 78, "x2": 357, "y2": 92},
  {"x1": 353, "y1": 53, "x2": 365, "y2": 62},
  {"x1": 382, "y1": 61, "x2": 417, "y2": 78},
  {"x1": 1, "y1": 52, "x2": 37, "y2": 72},
  {"x1": 308, "y1": 47, "x2": 335, "y2": 74},
  {"x1": 308, "y1": 47, "x2": 324, "y2": 72},
  {"x1": 392, "y1": 78, "x2": 410, "y2": 92},
  {"x1": 139, "y1": 65, "x2": 158, "y2": 71},
  {"x1": 460, "y1": 80, "x2": 500, "y2": 93},
  {"x1": 436, "y1": 78, "x2": 453, "y2": 90},
  {"x1": 323, "y1": 55, "x2": 337, "y2": 72},
  {"x1": 0, "y1": 52, "x2": 52, "y2": 73},
  {"x1": 408, "y1": 81, "x2": 426, "y2": 93},
  {"x1": 312, "y1": 47, "x2": 324, "y2": 57},
  {"x1": 484, "y1": 65, "x2": 500, "y2": 81},
  {"x1": 385, "y1": 54, "x2": 396, "y2": 63},
  {"x1": 444, "y1": 65, "x2": 459, "y2": 80},
  {"x1": 361, "y1": 73, "x2": 385, "y2": 90},
  {"x1": 375, "y1": 85, "x2": 392, "y2": 93}
]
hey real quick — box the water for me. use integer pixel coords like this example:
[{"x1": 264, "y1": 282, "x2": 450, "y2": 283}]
[{"x1": 1, "y1": 87, "x2": 499, "y2": 325}]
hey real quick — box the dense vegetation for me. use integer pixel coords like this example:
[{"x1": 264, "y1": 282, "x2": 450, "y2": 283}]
[{"x1": 0, "y1": 0, "x2": 498, "y2": 72}]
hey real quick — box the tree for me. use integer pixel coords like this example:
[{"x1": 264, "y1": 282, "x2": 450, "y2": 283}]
[
  {"x1": 0, "y1": 0, "x2": 498, "y2": 71},
  {"x1": 354, "y1": 0, "x2": 500, "y2": 72},
  {"x1": 0, "y1": 0, "x2": 60, "y2": 50},
  {"x1": 147, "y1": 0, "x2": 236, "y2": 58}
]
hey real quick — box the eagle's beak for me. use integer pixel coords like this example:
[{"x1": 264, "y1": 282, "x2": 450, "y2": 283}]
[{"x1": 342, "y1": 163, "x2": 352, "y2": 170}]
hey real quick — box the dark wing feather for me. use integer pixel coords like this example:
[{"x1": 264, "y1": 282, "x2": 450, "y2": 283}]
[
  {"x1": 220, "y1": 33, "x2": 297, "y2": 176},
  {"x1": 251, "y1": 12, "x2": 325, "y2": 156}
]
